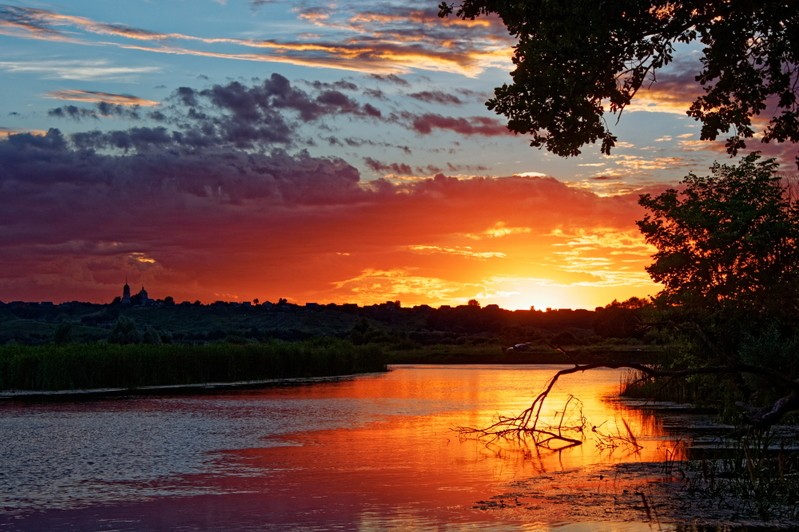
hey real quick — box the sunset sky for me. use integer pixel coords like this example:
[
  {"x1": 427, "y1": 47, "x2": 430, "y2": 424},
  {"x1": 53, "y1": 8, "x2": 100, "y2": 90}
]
[{"x1": 1, "y1": 1, "x2": 796, "y2": 310}]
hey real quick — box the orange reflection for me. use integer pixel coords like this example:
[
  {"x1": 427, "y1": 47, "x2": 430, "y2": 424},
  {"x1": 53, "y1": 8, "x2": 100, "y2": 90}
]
[{"x1": 213, "y1": 365, "x2": 685, "y2": 528}]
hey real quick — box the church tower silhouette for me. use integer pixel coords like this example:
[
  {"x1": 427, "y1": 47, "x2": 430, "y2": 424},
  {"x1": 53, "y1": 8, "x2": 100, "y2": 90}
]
[{"x1": 121, "y1": 278, "x2": 132, "y2": 305}]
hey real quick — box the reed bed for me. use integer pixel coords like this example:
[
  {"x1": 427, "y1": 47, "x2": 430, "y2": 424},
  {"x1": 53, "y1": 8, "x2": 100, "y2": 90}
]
[{"x1": 0, "y1": 340, "x2": 387, "y2": 391}]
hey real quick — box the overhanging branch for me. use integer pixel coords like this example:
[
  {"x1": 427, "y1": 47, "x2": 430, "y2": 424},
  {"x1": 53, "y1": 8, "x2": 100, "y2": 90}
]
[{"x1": 459, "y1": 361, "x2": 799, "y2": 448}]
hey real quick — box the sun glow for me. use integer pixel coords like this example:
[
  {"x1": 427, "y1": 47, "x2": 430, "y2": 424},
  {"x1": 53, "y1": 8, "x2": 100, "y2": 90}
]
[{"x1": 477, "y1": 277, "x2": 593, "y2": 311}]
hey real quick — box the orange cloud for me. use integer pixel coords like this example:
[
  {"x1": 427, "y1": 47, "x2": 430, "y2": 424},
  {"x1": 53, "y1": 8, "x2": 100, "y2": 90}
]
[
  {"x1": 0, "y1": 127, "x2": 47, "y2": 138},
  {"x1": 46, "y1": 90, "x2": 160, "y2": 106},
  {"x1": 408, "y1": 245, "x2": 506, "y2": 259},
  {"x1": 0, "y1": 5, "x2": 513, "y2": 77},
  {"x1": 466, "y1": 222, "x2": 531, "y2": 240}
]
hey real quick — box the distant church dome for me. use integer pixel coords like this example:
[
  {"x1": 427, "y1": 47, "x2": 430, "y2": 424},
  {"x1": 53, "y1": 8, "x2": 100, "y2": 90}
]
[{"x1": 120, "y1": 280, "x2": 150, "y2": 306}]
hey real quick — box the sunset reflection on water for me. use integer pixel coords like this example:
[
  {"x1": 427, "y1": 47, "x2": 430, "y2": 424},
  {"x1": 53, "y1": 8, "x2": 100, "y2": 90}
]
[
  {"x1": 1, "y1": 365, "x2": 686, "y2": 530},
  {"x1": 216, "y1": 365, "x2": 684, "y2": 529}
]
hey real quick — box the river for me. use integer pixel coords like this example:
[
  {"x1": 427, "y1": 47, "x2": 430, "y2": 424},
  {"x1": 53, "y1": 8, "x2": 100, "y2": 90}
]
[{"x1": 1, "y1": 365, "x2": 694, "y2": 530}]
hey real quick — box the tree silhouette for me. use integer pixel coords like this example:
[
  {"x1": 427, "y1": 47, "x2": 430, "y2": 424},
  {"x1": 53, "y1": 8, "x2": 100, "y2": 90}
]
[
  {"x1": 638, "y1": 153, "x2": 799, "y2": 317},
  {"x1": 439, "y1": 1, "x2": 799, "y2": 159}
]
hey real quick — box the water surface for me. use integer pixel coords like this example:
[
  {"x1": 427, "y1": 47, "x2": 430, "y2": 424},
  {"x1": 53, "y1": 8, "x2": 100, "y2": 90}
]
[{"x1": 1, "y1": 364, "x2": 683, "y2": 530}]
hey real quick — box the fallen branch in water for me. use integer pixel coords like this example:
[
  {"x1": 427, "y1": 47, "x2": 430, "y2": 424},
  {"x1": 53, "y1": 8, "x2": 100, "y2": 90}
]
[
  {"x1": 457, "y1": 367, "x2": 590, "y2": 450},
  {"x1": 458, "y1": 359, "x2": 799, "y2": 449}
]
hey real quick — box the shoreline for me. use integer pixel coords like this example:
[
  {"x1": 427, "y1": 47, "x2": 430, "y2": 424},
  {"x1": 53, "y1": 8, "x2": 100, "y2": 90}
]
[
  {"x1": 0, "y1": 351, "x2": 664, "y2": 400},
  {"x1": 0, "y1": 371, "x2": 386, "y2": 401}
]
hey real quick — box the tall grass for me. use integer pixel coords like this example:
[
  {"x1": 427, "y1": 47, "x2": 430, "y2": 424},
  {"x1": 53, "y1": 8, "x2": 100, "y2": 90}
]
[{"x1": 0, "y1": 340, "x2": 387, "y2": 391}]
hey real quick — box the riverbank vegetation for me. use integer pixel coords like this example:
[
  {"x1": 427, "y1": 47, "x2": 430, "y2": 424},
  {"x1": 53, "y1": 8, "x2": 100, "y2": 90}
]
[
  {"x1": 631, "y1": 155, "x2": 799, "y2": 426},
  {"x1": 0, "y1": 340, "x2": 386, "y2": 392}
]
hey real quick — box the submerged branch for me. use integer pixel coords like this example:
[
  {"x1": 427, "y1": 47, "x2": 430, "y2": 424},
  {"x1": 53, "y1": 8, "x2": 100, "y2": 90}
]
[{"x1": 459, "y1": 360, "x2": 799, "y2": 449}]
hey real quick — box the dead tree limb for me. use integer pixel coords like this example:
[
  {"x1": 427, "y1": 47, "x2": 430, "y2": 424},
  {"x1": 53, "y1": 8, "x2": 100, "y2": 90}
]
[{"x1": 459, "y1": 361, "x2": 799, "y2": 448}]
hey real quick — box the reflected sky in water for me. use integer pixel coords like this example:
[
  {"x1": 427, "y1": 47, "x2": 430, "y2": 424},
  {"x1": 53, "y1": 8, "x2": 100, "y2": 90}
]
[{"x1": 0, "y1": 365, "x2": 684, "y2": 530}]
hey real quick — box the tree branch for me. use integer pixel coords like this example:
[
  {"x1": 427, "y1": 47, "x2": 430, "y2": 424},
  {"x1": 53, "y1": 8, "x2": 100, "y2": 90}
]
[{"x1": 460, "y1": 361, "x2": 799, "y2": 448}]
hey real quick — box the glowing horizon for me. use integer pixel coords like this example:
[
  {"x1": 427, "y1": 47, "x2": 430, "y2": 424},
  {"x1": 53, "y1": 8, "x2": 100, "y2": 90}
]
[{"x1": 1, "y1": 1, "x2": 792, "y2": 310}]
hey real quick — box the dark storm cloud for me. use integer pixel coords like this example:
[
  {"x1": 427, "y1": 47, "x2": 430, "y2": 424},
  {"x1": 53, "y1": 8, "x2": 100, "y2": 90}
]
[
  {"x1": 14, "y1": 72, "x2": 513, "y2": 252},
  {"x1": 362, "y1": 104, "x2": 381, "y2": 118},
  {"x1": 3, "y1": 93, "x2": 424, "y2": 252},
  {"x1": 415, "y1": 162, "x2": 489, "y2": 175},
  {"x1": 176, "y1": 86, "x2": 199, "y2": 107},
  {"x1": 38, "y1": 77, "x2": 296, "y2": 156},
  {"x1": 96, "y1": 102, "x2": 142, "y2": 119}
]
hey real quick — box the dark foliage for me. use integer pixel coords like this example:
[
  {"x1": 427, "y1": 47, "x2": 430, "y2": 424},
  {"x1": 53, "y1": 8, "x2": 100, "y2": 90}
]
[{"x1": 636, "y1": 154, "x2": 799, "y2": 424}]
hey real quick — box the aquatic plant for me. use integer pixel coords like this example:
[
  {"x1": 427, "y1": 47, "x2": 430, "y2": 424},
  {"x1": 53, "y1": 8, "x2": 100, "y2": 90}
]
[{"x1": 683, "y1": 430, "x2": 799, "y2": 521}]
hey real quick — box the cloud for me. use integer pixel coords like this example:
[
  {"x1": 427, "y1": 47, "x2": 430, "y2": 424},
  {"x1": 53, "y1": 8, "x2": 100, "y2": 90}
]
[
  {"x1": 40, "y1": 75, "x2": 510, "y2": 157},
  {"x1": 0, "y1": 4, "x2": 513, "y2": 76},
  {"x1": 363, "y1": 157, "x2": 413, "y2": 175},
  {"x1": 48, "y1": 105, "x2": 101, "y2": 121},
  {"x1": 42, "y1": 74, "x2": 390, "y2": 152},
  {"x1": 370, "y1": 74, "x2": 410, "y2": 86},
  {"x1": 0, "y1": 5, "x2": 74, "y2": 41},
  {"x1": 625, "y1": 61, "x2": 703, "y2": 116},
  {"x1": 465, "y1": 222, "x2": 531, "y2": 240},
  {"x1": 0, "y1": 127, "x2": 47, "y2": 138},
  {"x1": 408, "y1": 245, "x2": 506, "y2": 259},
  {"x1": 306, "y1": 79, "x2": 359, "y2": 91},
  {"x1": 0, "y1": 59, "x2": 161, "y2": 81},
  {"x1": 408, "y1": 91, "x2": 464, "y2": 105},
  {"x1": 409, "y1": 113, "x2": 513, "y2": 136},
  {"x1": 46, "y1": 90, "x2": 159, "y2": 107},
  {"x1": 330, "y1": 268, "x2": 475, "y2": 304}
]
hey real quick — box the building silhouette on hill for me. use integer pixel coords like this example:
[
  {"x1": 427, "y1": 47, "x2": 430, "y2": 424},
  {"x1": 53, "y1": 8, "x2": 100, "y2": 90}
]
[{"x1": 121, "y1": 281, "x2": 149, "y2": 306}]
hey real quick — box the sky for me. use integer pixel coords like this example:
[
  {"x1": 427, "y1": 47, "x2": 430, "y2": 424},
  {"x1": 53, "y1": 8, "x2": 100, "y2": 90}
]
[{"x1": 1, "y1": 1, "x2": 796, "y2": 310}]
